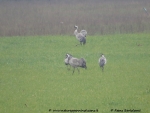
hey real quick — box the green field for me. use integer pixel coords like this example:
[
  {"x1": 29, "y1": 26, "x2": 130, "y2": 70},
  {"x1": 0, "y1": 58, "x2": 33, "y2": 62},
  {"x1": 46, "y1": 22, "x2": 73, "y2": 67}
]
[{"x1": 0, "y1": 34, "x2": 150, "y2": 113}]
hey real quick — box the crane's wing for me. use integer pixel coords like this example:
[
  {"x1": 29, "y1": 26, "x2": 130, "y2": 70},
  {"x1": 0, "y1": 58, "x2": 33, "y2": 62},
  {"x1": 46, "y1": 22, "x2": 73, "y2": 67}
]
[
  {"x1": 78, "y1": 33, "x2": 86, "y2": 44},
  {"x1": 80, "y1": 30, "x2": 87, "y2": 37},
  {"x1": 100, "y1": 58, "x2": 105, "y2": 67}
]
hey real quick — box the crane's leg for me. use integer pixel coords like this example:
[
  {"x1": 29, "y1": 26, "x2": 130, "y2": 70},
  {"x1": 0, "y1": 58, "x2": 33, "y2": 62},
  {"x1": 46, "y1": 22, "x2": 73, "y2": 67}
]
[
  {"x1": 80, "y1": 42, "x2": 82, "y2": 45},
  {"x1": 77, "y1": 68, "x2": 80, "y2": 74},
  {"x1": 76, "y1": 42, "x2": 82, "y2": 46},
  {"x1": 100, "y1": 66, "x2": 104, "y2": 72},
  {"x1": 76, "y1": 43, "x2": 80, "y2": 46},
  {"x1": 102, "y1": 67, "x2": 104, "y2": 72},
  {"x1": 67, "y1": 65, "x2": 71, "y2": 70},
  {"x1": 72, "y1": 68, "x2": 75, "y2": 75}
]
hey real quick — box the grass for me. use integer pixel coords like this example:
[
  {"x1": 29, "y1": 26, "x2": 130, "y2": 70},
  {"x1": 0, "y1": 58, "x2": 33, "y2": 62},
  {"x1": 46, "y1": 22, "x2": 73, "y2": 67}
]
[{"x1": 0, "y1": 34, "x2": 150, "y2": 113}]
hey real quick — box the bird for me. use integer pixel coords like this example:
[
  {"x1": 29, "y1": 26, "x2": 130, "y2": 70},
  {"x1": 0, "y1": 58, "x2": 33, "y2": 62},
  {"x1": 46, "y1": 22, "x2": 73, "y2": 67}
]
[
  {"x1": 143, "y1": 7, "x2": 148, "y2": 15},
  {"x1": 66, "y1": 53, "x2": 87, "y2": 74},
  {"x1": 74, "y1": 25, "x2": 87, "y2": 46},
  {"x1": 99, "y1": 54, "x2": 107, "y2": 72}
]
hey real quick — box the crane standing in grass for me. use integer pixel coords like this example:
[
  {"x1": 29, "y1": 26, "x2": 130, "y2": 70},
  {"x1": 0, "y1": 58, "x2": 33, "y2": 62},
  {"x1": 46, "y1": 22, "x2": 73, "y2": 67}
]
[
  {"x1": 99, "y1": 54, "x2": 107, "y2": 72},
  {"x1": 74, "y1": 25, "x2": 87, "y2": 46},
  {"x1": 66, "y1": 53, "x2": 87, "y2": 75}
]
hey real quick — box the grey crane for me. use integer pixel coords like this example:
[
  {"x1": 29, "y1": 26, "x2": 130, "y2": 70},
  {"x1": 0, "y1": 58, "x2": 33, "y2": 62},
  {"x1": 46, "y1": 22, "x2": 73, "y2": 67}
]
[
  {"x1": 66, "y1": 54, "x2": 87, "y2": 74},
  {"x1": 99, "y1": 54, "x2": 107, "y2": 72},
  {"x1": 143, "y1": 7, "x2": 148, "y2": 15},
  {"x1": 74, "y1": 25, "x2": 87, "y2": 46}
]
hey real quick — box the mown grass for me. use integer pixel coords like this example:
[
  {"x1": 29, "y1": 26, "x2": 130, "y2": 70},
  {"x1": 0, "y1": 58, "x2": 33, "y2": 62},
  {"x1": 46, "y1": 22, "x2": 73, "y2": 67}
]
[{"x1": 0, "y1": 34, "x2": 150, "y2": 113}]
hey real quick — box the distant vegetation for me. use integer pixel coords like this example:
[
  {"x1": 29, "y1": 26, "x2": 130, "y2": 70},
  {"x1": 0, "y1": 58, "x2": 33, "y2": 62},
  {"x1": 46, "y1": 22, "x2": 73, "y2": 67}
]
[{"x1": 0, "y1": 0, "x2": 150, "y2": 36}]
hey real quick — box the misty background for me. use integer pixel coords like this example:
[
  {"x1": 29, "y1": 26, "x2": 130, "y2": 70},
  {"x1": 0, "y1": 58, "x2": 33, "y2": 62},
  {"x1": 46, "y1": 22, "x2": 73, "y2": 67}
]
[{"x1": 0, "y1": 0, "x2": 150, "y2": 36}]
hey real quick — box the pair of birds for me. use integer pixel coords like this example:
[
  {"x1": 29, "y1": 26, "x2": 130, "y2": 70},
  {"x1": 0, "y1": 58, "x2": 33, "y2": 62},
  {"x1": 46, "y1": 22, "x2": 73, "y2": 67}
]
[{"x1": 64, "y1": 53, "x2": 107, "y2": 74}]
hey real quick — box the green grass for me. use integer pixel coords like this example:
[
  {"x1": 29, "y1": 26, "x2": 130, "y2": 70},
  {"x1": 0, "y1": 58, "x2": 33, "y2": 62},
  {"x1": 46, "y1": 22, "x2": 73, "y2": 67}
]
[{"x1": 0, "y1": 34, "x2": 150, "y2": 113}]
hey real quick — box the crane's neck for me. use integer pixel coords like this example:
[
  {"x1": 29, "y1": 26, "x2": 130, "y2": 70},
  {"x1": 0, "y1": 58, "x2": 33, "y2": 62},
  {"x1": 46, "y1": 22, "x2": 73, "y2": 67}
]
[{"x1": 74, "y1": 29, "x2": 78, "y2": 36}]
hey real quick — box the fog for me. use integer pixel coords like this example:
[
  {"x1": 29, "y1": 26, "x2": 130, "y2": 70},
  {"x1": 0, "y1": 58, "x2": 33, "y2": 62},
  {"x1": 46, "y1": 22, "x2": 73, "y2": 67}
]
[{"x1": 0, "y1": 0, "x2": 149, "y2": 36}]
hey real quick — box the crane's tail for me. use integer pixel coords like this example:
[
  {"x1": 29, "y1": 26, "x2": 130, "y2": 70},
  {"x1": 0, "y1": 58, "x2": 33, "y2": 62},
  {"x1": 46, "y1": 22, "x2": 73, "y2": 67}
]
[{"x1": 83, "y1": 38, "x2": 86, "y2": 45}]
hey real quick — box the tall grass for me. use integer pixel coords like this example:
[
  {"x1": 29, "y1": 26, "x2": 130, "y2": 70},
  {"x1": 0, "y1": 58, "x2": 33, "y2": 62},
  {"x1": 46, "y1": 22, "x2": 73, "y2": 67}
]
[
  {"x1": 0, "y1": 34, "x2": 150, "y2": 113},
  {"x1": 0, "y1": 0, "x2": 150, "y2": 36}
]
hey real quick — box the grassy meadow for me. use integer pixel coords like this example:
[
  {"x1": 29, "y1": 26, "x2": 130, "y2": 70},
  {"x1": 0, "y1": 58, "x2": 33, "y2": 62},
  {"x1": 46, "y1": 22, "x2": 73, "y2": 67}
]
[{"x1": 0, "y1": 33, "x2": 150, "y2": 113}]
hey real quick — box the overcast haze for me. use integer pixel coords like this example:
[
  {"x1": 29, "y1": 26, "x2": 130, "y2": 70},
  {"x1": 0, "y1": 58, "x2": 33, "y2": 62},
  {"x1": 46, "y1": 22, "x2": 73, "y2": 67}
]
[{"x1": 0, "y1": 0, "x2": 150, "y2": 36}]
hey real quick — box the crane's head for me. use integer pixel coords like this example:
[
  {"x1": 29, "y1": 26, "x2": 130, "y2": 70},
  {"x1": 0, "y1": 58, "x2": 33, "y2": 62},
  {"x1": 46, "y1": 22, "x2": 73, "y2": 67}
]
[
  {"x1": 66, "y1": 53, "x2": 72, "y2": 59},
  {"x1": 101, "y1": 54, "x2": 104, "y2": 57},
  {"x1": 144, "y1": 7, "x2": 147, "y2": 11},
  {"x1": 74, "y1": 25, "x2": 78, "y2": 29}
]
